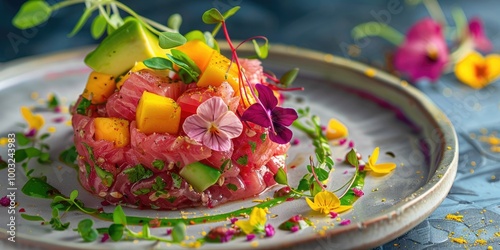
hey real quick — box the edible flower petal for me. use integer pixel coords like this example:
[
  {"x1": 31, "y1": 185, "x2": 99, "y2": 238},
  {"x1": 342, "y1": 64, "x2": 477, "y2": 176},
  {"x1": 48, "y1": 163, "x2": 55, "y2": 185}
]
[
  {"x1": 305, "y1": 190, "x2": 352, "y2": 215},
  {"x1": 235, "y1": 207, "x2": 267, "y2": 235},
  {"x1": 21, "y1": 106, "x2": 44, "y2": 131},
  {"x1": 468, "y1": 17, "x2": 492, "y2": 52},
  {"x1": 183, "y1": 97, "x2": 243, "y2": 151},
  {"x1": 454, "y1": 51, "x2": 500, "y2": 89},
  {"x1": 241, "y1": 84, "x2": 298, "y2": 144},
  {"x1": 393, "y1": 18, "x2": 449, "y2": 82},
  {"x1": 364, "y1": 147, "x2": 397, "y2": 174}
]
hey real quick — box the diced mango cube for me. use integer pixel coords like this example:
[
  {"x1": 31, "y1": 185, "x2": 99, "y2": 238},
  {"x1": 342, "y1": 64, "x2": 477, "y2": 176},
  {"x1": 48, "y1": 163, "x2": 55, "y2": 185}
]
[
  {"x1": 82, "y1": 71, "x2": 116, "y2": 104},
  {"x1": 326, "y1": 118, "x2": 349, "y2": 140},
  {"x1": 197, "y1": 52, "x2": 240, "y2": 94},
  {"x1": 175, "y1": 40, "x2": 215, "y2": 71},
  {"x1": 94, "y1": 117, "x2": 130, "y2": 147},
  {"x1": 136, "y1": 91, "x2": 181, "y2": 135}
]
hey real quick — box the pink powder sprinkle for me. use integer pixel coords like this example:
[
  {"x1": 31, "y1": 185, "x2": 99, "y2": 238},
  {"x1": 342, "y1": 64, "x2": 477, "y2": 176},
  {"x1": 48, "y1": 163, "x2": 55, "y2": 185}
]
[
  {"x1": 19, "y1": 208, "x2": 25, "y2": 213},
  {"x1": 291, "y1": 225, "x2": 300, "y2": 233},
  {"x1": 52, "y1": 117, "x2": 65, "y2": 123},
  {"x1": 343, "y1": 170, "x2": 348, "y2": 174},
  {"x1": 321, "y1": 125, "x2": 326, "y2": 131},
  {"x1": 338, "y1": 138, "x2": 347, "y2": 146},
  {"x1": 336, "y1": 158, "x2": 343, "y2": 162},
  {"x1": 359, "y1": 165, "x2": 365, "y2": 172},
  {"x1": 348, "y1": 141, "x2": 355, "y2": 148},
  {"x1": 54, "y1": 106, "x2": 62, "y2": 113},
  {"x1": 166, "y1": 229, "x2": 172, "y2": 235},
  {"x1": 100, "y1": 201, "x2": 110, "y2": 206},
  {"x1": 291, "y1": 138, "x2": 300, "y2": 146},
  {"x1": 0, "y1": 196, "x2": 9, "y2": 206},
  {"x1": 230, "y1": 217, "x2": 238, "y2": 224},
  {"x1": 330, "y1": 211, "x2": 338, "y2": 219},
  {"x1": 101, "y1": 233, "x2": 110, "y2": 243},
  {"x1": 246, "y1": 234, "x2": 256, "y2": 241},
  {"x1": 340, "y1": 219, "x2": 351, "y2": 226},
  {"x1": 352, "y1": 188, "x2": 364, "y2": 197}
]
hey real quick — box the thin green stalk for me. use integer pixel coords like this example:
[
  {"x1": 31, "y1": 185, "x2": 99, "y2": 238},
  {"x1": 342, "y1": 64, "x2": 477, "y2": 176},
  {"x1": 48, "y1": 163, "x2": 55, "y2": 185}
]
[
  {"x1": 423, "y1": 0, "x2": 448, "y2": 26},
  {"x1": 50, "y1": 0, "x2": 88, "y2": 11},
  {"x1": 351, "y1": 22, "x2": 404, "y2": 45}
]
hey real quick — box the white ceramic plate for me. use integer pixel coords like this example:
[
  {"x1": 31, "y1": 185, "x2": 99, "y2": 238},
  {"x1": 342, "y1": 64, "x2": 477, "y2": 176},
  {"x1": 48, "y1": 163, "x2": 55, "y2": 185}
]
[{"x1": 0, "y1": 45, "x2": 458, "y2": 250}]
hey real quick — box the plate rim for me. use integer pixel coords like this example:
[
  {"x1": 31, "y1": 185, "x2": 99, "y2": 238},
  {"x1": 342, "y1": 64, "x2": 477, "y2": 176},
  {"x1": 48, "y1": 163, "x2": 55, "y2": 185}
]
[{"x1": 0, "y1": 44, "x2": 458, "y2": 250}]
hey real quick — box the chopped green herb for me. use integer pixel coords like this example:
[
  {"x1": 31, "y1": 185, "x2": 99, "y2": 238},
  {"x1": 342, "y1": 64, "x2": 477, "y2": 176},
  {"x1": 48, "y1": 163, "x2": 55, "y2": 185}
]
[
  {"x1": 236, "y1": 155, "x2": 248, "y2": 166},
  {"x1": 76, "y1": 98, "x2": 91, "y2": 115},
  {"x1": 226, "y1": 183, "x2": 238, "y2": 191},
  {"x1": 170, "y1": 172, "x2": 182, "y2": 189},
  {"x1": 152, "y1": 159, "x2": 165, "y2": 170},
  {"x1": 123, "y1": 164, "x2": 153, "y2": 183},
  {"x1": 152, "y1": 176, "x2": 166, "y2": 191},
  {"x1": 249, "y1": 141, "x2": 257, "y2": 153},
  {"x1": 260, "y1": 133, "x2": 267, "y2": 142},
  {"x1": 94, "y1": 165, "x2": 114, "y2": 187}
]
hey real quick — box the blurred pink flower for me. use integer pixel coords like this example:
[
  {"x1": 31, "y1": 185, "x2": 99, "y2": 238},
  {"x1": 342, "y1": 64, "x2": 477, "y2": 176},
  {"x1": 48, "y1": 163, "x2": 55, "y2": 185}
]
[
  {"x1": 468, "y1": 17, "x2": 492, "y2": 52},
  {"x1": 394, "y1": 18, "x2": 449, "y2": 82}
]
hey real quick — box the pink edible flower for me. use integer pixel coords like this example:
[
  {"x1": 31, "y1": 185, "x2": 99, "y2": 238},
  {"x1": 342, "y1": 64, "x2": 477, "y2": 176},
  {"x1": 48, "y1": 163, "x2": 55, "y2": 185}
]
[
  {"x1": 0, "y1": 196, "x2": 9, "y2": 207},
  {"x1": 352, "y1": 188, "x2": 364, "y2": 197},
  {"x1": 166, "y1": 228, "x2": 172, "y2": 235},
  {"x1": 241, "y1": 84, "x2": 298, "y2": 144},
  {"x1": 468, "y1": 17, "x2": 492, "y2": 52},
  {"x1": 101, "y1": 233, "x2": 110, "y2": 243},
  {"x1": 340, "y1": 219, "x2": 351, "y2": 226},
  {"x1": 264, "y1": 224, "x2": 275, "y2": 237},
  {"x1": 393, "y1": 18, "x2": 449, "y2": 82},
  {"x1": 183, "y1": 97, "x2": 243, "y2": 151}
]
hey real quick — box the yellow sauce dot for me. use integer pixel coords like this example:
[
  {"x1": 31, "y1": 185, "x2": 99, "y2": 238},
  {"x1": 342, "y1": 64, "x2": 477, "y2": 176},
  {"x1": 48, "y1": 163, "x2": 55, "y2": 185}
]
[
  {"x1": 31, "y1": 92, "x2": 39, "y2": 100},
  {"x1": 447, "y1": 146, "x2": 452, "y2": 150},
  {"x1": 0, "y1": 138, "x2": 8, "y2": 147},
  {"x1": 475, "y1": 239, "x2": 487, "y2": 245},
  {"x1": 450, "y1": 237, "x2": 467, "y2": 244},
  {"x1": 401, "y1": 80, "x2": 409, "y2": 87},
  {"x1": 65, "y1": 120, "x2": 72, "y2": 126},
  {"x1": 470, "y1": 169, "x2": 475, "y2": 174},
  {"x1": 492, "y1": 175, "x2": 497, "y2": 180},
  {"x1": 445, "y1": 214, "x2": 464, "y2": 222},
  {"x1": 250, "y1": 241, "x2": 259, "y2": 248},
  {"x1": 364, "y1": 68, "x2": 376, "y2": 78},
  {"x1": 487, "y1": 246, "x2": 493, "y2": 250},
  {"x1": 323, "y1": 54, "x2": 334, "y2": 63},
  {"x1": 381, "y1": 198, "x2": 386, "y2": 202},
  {"x1": 48, "y1": 126, "x2": 57, "y2": 133}
]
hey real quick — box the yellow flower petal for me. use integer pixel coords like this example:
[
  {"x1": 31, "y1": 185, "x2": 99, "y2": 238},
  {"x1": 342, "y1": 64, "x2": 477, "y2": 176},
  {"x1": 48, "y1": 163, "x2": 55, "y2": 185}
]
[
  {"x1": 368, "y1": 147, "x2": 379, "y2": 167},
  {"x1": 326, "y1": 118, "x2": 349, "y2": 140},
  {"x1": 454, "y1": 51, "x2": 500, "y2": 89},
  {"x1": 306, "y1": 197, "x2": 320, "y2": 211},
  {"x1": 248, "y1": 207, "x2": 267, "y2": 227},
  {"x1": 371, "y1": 163, "x2": 397, "y2": 174},
  {"x1": 21, "y1": 106, "x2": 44, "y2": 130},
  {"x1": 333, "y1": 205, "x2": 353, "y2": 213},
  {"x1": 485, "y1": 54, "x2": 500, "y2": 81},
  {"x1": 235, "y1": 220, "x2": 254, "y2": 235}
]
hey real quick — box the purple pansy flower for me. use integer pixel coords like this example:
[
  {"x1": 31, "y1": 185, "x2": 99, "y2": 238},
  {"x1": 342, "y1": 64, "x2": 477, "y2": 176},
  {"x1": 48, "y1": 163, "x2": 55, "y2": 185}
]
[
  {"x1": 241, "y1": 84, "x2": 298, "y2": 144},
  {"x1": 468, "y1": 17, "x2": 492, "y2": 52},
  {"x1": 393, "y1": 18, "x2": 449, "y2": 82}
]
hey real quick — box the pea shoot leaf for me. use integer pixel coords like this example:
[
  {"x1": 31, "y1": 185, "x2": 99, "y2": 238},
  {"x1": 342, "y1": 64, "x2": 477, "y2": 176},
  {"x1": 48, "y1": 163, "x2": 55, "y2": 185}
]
[
  {"x1": 172, "y1": 222, "x2": 186, "y2": 243},
  {"x1": 280, "y1": 68, "x2": 299, "y2": 88},
  {"x1": 158, "y1": 31, "x2": 186, "y2": 49},
  {"x1": 12, "y1": 1, "x2": 52, "y2": 29},
  {"x1": 68, "y1": 7, "x2": 95, "y2": 37},
  {"x1": 143, "y1": 57, "x2": 173, "y2": 70},
  {"x1": 167, "y1": 13, "x2": 182, "y2": 31},
  {"x1": 252, "y1": 39, "x2": 269, "y2": 59},
  {"x1": 274, "y1": 168, "x2": 288, "y2": 185},
  {"x1": 91, "y1": 15, "x2": 107, "y2": 39},
  {"x1": 202, "y1": 8, "x2": 224, "y2": 24}
]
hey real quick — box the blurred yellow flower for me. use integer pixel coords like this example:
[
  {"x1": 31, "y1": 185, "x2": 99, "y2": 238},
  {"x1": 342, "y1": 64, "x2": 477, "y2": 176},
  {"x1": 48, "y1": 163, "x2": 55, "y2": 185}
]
[
  {"x1": 365, "y1": 147, "x2": 397, "y2": 174},
  {"x1": 20, "y1": 106, "x2": 44, "y2": 131},
  {"x1": 306, "y1": 190, "x2": 352, "y2": 215},
  {"x1": 454, "y1": 51, "x2": 500, "y2": 89},
  {"x1": 235, "y1": 207, "x2": 267, "y2": 235}
]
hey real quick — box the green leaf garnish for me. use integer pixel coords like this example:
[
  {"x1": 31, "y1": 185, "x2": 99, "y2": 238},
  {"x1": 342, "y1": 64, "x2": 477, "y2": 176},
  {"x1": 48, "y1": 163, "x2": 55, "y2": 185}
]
[
  {"x1": 112, "y1": 205, "x2": 127, "y2": 225},
  {"x1": 68, "y1": 7, "x2": 96, "y2": 37},
  {"x1": 21, "y1": 214, "x2": 45, "y2": 222},
  {"x1": 123, "y1": 164, "x2": 153, "y2": 183},
  {"x1": 91, "y1": 15, "x2": 107, "y2": 39},
  {"x1": 172, "y1": 222, "x2": 187, "y2": 243},
  {"x1": 108, "y1": 223, "x2": 125, "y2": 241},
  {"x1": 77, "y1": 219, "x2": 98, "y2": 242},
  {"x1": 274, "y1": 168, "x2": 288, "y2": 185},
  {"x1": 59, "y1": 146, "x2": 78, "y2": 168},
  {"x1": 202, "y1": 8, "x2": 224, "y2": 24},
  {"x1": 346, "y1": 149, "x2": 359, "y2": 168},
  {"x1": 280, "y1": 68, "x2": 300, "y2": 88},
  {"x1": 143, "y1": 57, "x2": 173, "y2": 70},
  {"x1": 236, "y1": 155, "x2": 248, "y2": 166},
  {"x1": 12, "y1": 1, "x2": 52, "y2": 29},
  {"x1": 252, "y1": 39, "x2": 269, "y2": 59},
  {"x1": 167, "y1": 13, "x2": 182, "y2": 31},
  {"x1": 158, "y1": 31, "x2": 186, "y2": 49}
]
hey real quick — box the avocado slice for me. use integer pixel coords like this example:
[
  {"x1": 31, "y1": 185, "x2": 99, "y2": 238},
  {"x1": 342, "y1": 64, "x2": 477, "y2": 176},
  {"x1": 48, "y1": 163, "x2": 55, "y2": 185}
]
[
  {"x1": 179, "y1": 162, "x2": 221, "y2": 193},
  {"x1": 84, "y1": 19, "x2": 167, "y2": 76}
]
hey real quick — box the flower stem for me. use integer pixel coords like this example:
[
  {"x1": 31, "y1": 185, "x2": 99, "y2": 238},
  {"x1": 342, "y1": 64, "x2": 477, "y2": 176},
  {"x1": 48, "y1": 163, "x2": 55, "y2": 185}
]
[
  {"x1": 423, "y1": 0, "x2": 448, "y2": 26},
  {"x1": 351, "y1": 22, "x2": 404, "y2": 45}
]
